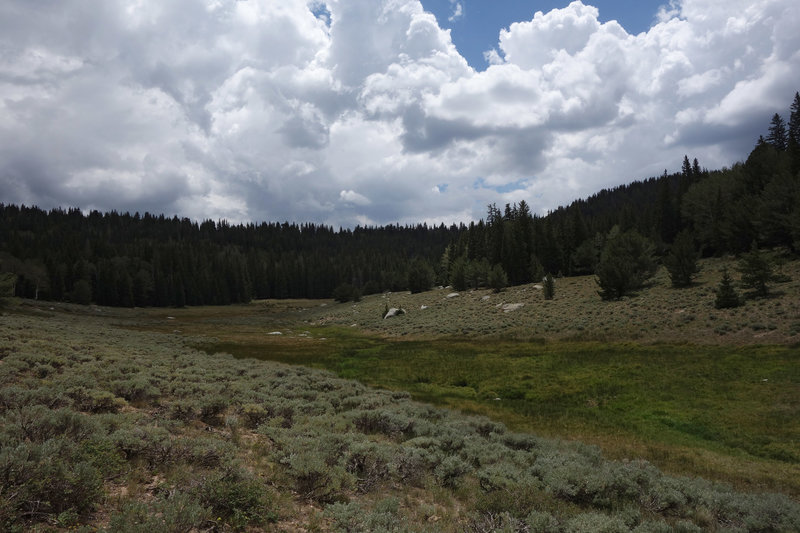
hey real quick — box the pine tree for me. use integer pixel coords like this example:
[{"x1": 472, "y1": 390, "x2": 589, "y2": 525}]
[
  {"x1": 664, "y1": 230, "x2": 699, "y2": 287},
  {"x1": 737, "y1": 241, "x2": 775, "y2": 297},
  {"x1": 449, "y1": 257, "x2": 467, "y2": 291},
  {"x1": 596, "y1": 229, "x2": 656, "y2": 300},
  {"x1": 407, "y1": 258, "x2": 434, "y2": 293},
  {"x1": 682, "y1": 155, "x2": 692, "y2": 177},
  {"x1": 488, "y1": 264, "x2": 508, "y2": 293},
  {"x1": 788, "y1": 92, "x2": 800, "y2": 172},
  {"x1": 714, "y1": 269, "x2": 741, "y2": 309},
  {"x1": 0, "y1": 271, "x2": 16, "y2": 299},
  {"x1": 767, "y1": 113, "x2": 787, "y2": 151},
  {"x1": 692, "y1": 157, "x2": 702, "y2": 177},
  {"x1": 679, "y1": 155, "x2": 693, "y2": 196}
]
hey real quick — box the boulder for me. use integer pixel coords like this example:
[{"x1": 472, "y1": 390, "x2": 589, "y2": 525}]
[{"x1": 384, "y1": 307, "x2": 406, "y2": 319}]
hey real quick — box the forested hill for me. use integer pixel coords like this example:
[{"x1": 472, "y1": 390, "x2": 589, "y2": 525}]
[
  {"x1": 443, "y1": 92, "x2": 800, "y2": 289},
  {"x1": 1, "y1": 92, "x2": 798, "y2": 307}
]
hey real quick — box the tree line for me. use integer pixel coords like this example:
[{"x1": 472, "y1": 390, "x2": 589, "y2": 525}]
[
  {"x1": 1, "y1": 92, "x2": 798, "y2": 306},
  {"x1": 0, "y1": 208, "x2": 461, "y2": 306}
]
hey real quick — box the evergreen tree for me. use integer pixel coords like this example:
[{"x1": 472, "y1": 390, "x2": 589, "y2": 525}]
[
  {"x1": 542, "y1": 272, "x2": 555, "y2": 300},
  {"x1": 656, "y1": 176, "x2": 678, "y2": 243},
  {"x1": 681, "y1": 155, "x2": 692, "y2": 178},
  {"x1": 71, "y1": 279, "x2": 92, "y2": 305},
  {"x1": 714, "y1": 269, "x2": 741, "y2": 309},
  {"x1": 488, "y1": 264, "x2": 508, "y2": 293},
  {"x1": 596, "y1": 229, "x2": 656, "y2": 300},
  {"x1": 0, "y1": 271, "x2": 16, "y2": 299},
  {"x1": 664, "y1": 230, "x2": 699, "y2": 287},
  {"x1": 570, "y1": 238, "x2": 599, "y2": 275},
  {"x1": 789, "y1": 92, "x2": 800, "y2": 172},
  {"x1": 407, "y1": 258, "x2": 434, "y2": 293},
  {"x1": 679, "y1": 155, "x2": 693, "y2": 196},
  {"x1": 332, "y1": 283, "x2": 360, "y2": 303},
  {"x1": 737, "y1": 241, "x2": 775, "y2": 297},
  {"x1": 692, "y1": 157, "x2": 702, "y2": 177},
  {"x1": 529, "y1": 254, "x2": 545, "y2": 282},
  {"x1": 449, "y1": 257, "x2": 468, "y2": 291},
  {"x1": 767, "y1": 113, "x2": 787, "y2": 151}
]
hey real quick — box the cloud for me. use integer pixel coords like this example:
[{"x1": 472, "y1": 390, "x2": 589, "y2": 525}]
[
  {"x1": 339, "y1": 189, "x2": 371, "y2": 206},
  {"x1": 448, "y1": 1, "x2": 463, "y2": 22},
  {"x1": 1, "y1": 0, "x2": 798, "y2": 227}
]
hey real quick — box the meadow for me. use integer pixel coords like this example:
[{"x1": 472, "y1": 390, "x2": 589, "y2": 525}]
[{"x1": 1, "y1": 257, "x2": 799, "y2": 531}]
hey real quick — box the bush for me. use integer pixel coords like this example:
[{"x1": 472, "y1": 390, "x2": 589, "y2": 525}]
[
  {"x1": 68, "y1": 387, "x2": 127, "y2": 413},
  {"x1": 240, "y1": 403, "x2": 269, "y2": 428},
  {"x1": 345, "y1": 441, "x2": 392, "y2": 493},
  {"x1": 565, "y1": 512, "x2": 629, "y2": 533},
  {"x1": 108, "y1": 492, "x2": 210, "y2": 533},
  {"x1": 0, "y1": 438, "x2": 104, "y2": 528},
  {"x1": 111, "y1": 377, "x2": 160, "y2": 403},
  {"x1": 434, "y1": 455, "x2": 471, "y2": 488},
  {"x1": 196, "y1": 469, "x2": 276, "y2": 530},
  {"x1": 332, "y1": 283, "x2": 361, "y2": 303},
  {"x1": 285, "y1": 450, "x2": 352, "y2": 503}
]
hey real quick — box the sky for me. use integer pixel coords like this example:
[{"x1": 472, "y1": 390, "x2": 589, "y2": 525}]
[{"x1": 1, "y1": 0, "x2": 798, "y2": 228}]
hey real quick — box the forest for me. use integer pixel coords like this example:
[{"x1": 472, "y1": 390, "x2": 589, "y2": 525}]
[{"x1": 1, "y1": 93, "x2": 799, "y2": 307}]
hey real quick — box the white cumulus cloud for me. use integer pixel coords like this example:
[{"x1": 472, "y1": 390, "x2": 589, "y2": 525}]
[{"x1": 0, "y1": 0, "x2": 798, "y2": 226}]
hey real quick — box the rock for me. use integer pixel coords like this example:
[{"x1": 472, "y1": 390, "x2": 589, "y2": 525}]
[
  {"x1": 533, "y1": 284, "x2": 543, "y2": 290},
  {"x1": 501, "y1": 303, "x2": 524, "y2": 313},
  {"x1": 481, "y1": 295, "x2": 490, "y2": 301},
  {"x1": 384, "y1": 307, "x2": 406, "y2": 319},
  {"x1": 420, "y1": 305, "x2": 428, "y2": 310},
  {"x1": 268, "y1": 331, "x2": 283, "y2": 335},
  {"x1": 447, "y1": 292, "x2": 460, "y2": 298}
]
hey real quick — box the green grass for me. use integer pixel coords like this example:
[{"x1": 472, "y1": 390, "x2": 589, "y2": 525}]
[{"x1": 200, "y1": 333, "x2": 800, "y2": 495}]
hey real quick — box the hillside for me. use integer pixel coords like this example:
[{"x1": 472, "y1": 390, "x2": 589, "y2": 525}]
[{"x1": 301, "y1": 256, "x2": 800, "y2": 345}]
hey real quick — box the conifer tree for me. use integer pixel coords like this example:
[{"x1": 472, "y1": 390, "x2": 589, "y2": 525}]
[
  {"x1": 679, "y1": 155, "x2": 693, "y2": 196},
  {"x1": 0, "y1": 271, "x2": 16, "y2": 299},
  {"x1": 449, "y1": 257, "x2": 467, "y2": 291},
  {"x1": 737, "y1": 241, "x2": 775, "y2": 297},
  {"x1": 714, "y1": 269, "x2": 741, "y2": 309},
  {"x1": 767, "y1": 113, "x2": 787, "y2": 151},
  {"x1": 596, "y1": 229, "x2": 657, "y2": 300},
  {"x1": 789, "y1": 92, "x2": 800, "y2": 171},
  {"x1": 488, "y1": 264, "x2": 508, "y2": 293},
  {"x1": 407, "y1": 258, "x2": 434, "y2": 293},
  {"x1": 664, "y1": 230, "x2": 699, "y2": 287}
]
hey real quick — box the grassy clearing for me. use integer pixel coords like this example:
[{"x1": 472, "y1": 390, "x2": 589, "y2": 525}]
[
  {"x1": 3, "y1": 308, "x2": 800, "y2": 532},
  {"x1": 199, "y1": 334, "x2": 800, "y2": 498}
]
